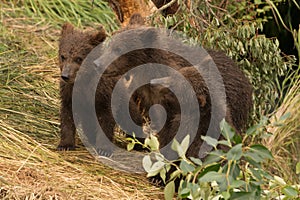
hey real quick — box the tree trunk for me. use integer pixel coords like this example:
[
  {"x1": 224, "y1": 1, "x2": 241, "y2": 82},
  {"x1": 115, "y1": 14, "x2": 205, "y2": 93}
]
[{"x1": 106, "y1": 0, "x2": 156, "y2": 26}]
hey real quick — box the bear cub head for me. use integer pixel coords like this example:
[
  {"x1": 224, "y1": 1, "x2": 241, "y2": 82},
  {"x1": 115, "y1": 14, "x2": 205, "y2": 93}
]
[{"x1": 58, "y1": 23, "x2": 106, "y2": 83}]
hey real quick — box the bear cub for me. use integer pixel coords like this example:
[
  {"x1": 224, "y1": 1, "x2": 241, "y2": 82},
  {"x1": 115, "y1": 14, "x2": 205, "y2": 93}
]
[
  {"x1": 57, "y1": 23, "x2": 144, "y2": 155},
  {"x1": 57, "y1": 23, "x2": 106, "y2": 150}
]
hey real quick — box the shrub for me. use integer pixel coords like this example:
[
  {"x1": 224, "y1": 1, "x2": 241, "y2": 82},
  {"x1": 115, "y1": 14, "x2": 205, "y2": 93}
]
[{"x1": 129, "y1": 119, "x2": 300, "y2": 199}]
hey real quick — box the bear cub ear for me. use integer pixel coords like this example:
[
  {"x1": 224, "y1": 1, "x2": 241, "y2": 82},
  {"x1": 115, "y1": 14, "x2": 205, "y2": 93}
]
[
  {"x1": 61, "y1": 22, "x2": 74, "y2": 36},
  {"x1": 89, "y1": 25, "x2": 107, "y2": 45},
  {"x1": 128, "y1": 13, "x2": 145, "y2": 26}
]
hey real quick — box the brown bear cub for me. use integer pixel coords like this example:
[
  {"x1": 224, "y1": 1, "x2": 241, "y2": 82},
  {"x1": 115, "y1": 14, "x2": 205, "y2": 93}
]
[
  {"x1": 57, "y1": 22, "x2": 145, "y2": 154},
  {"x1": 57, "y1": 23, "x2": 106, "y2": 150},
  {"x1": 114, "y1": 14, "x2": 253, "y2": 158},
  {"x1": 58, "y1": 14, "x2": 253, "y2": 160}
]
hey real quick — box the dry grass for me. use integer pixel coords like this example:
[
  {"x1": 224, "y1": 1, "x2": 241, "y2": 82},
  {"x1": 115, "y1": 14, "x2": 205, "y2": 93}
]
[
  {"x1": 0, "y1": 122, "x2": 163, "y2": 199},
  {"x1": 264, "y1": 70, "x2": 300, "y2": 183},
  {"x1": 0, "y1": 1, "x2": 163, "y2": 199}
]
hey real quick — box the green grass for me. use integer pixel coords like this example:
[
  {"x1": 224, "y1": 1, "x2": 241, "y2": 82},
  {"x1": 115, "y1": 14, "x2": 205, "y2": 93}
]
[{"x1": 1, "y1": 0, "x2": 120, "y2": 32}]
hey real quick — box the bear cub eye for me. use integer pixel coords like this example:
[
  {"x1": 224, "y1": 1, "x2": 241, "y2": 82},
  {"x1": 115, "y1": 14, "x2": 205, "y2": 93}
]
[
  {"x1": 74, "y1": 57, "x2": 83, "y2": 64},
  {"x1": 60, "y1": 55, "x2": 66, "y2": 62}
]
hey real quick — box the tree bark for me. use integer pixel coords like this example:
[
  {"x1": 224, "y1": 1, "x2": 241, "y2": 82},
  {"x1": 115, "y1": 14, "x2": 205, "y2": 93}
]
[{"x1": 105, "y1": 0, "x2": 155, "y2": 26}]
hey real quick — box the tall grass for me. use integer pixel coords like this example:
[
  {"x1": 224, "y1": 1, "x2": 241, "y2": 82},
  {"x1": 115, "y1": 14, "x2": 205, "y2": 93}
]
[
  {"x1": 265, "y1": 74, "x2": 300, "y2": 183},
  {"x1": 1, "y1": 0, "x2": 120, "y2": 32},
  {"x1": 0, "y1": 1, "x2": 162, "y2": 199},
  {"x1": 264, "y1": 27, "x2": 300, "y2": 184}
]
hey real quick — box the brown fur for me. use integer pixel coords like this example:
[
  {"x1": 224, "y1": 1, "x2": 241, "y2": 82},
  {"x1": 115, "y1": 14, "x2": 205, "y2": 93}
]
[
  {"x1": 57, "y1": 22, "x2": 144, "y2": 153},
  {"x1": 150, "y1": 59, "x2": 253, "y2": 158},
  {"x1": 58, "y1": 14, "x2": 253, "y2": 159},
  {"x1": 72, "y1": 69, "x2": 144, "y2": 155},
  {"x1": 142, "y1": 52, "x2": 253, "y2": 185},
  {"x1": 57, "y1": 23, "x2": 106, "y2": 149},
  {"x1": 112, "y1": 14, "x2": 253, "y2": 158}
]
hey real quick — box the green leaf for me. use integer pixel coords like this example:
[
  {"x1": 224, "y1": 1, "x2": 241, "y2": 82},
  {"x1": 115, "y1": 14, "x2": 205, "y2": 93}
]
[
  {"x1": 201, "y1": 135, "x2": 218, "y2": 149},
  {"x1": 164, "y1": 181, "x2": 175, "y2": 200},
  {"x1": 274, "y1": 175, "x2": 286, "y2": 186},
  {"x1": 244, "y1": 144, "x2": 272, "y2": 165},
  {"x1": 145, "y1": 138, "x2": 150, "y2": 147},
  {"x1": 246, "y1": 124, "x2": 259, "y2": 135},
  {"x1": 189, "y1": 183, "x2": 201, "y2": 199},
  {"x1": 220, "y1": 119, "x2": 235, "y2": 141},
  {"x1": 203, "y1": 150, "x2": 224, "y2": 165},
  {"x1": 227, "y1": 144, "x2": 243, "y2": 161},
  {"x1": 254, "y1": 0, "x2": 262, "y2": 5},
  {"x1": 282, "y1": 186, "x2": 298, "y2": 197},
  {"x1": 180, "y1": 160, "x2": 195, "y2": 174},
  {"x1": 160, "y1": 168, "x2": 167, "y2": 184},
  {"x1": 222, "y1": 191, "x2": 230, "y2": 200},
  {"x1": 171, "y1": 138, "x2": 184, "y2": 157},
  {"x1": 179, "y1": 187, "x2": 190, "y2": 198},
  {"x1": 199, "y1": 170, "x2": 230, "y2": 192},
  {"x1": 170, "y1": 169, "x2": 181, "y2": 180},
  {"x1": 260, "y1": 169, "x2": 273, "y2": 180},
  {"x1": 142, "y1": 155, "x2": 152, "y2": 172},
  {"x1": 190, "y1": 157, "x2": 202, "y2": 166},
  {"x1": 155, "y1": 153, "x2": 165, "y2": 162},
  {"x1": 199, "y1": 171, "x2": 225, "y2": 182},
  {"x1": 233, "y1": 134, "x2": 242, "y2": 144},
  {"x1": 230, "y1": 180, "x2": 246, "y2": 188},
  {"x1": 246, "y1": 116, "x2": 268, "y2": 136},
  {"x1": 181, "y1": 135, "x2": 190, "y2": 156},
  {"x1": 244, "y1": 151, "x2": 264, "y2": 164},
  {"x1": 230, "y1": 191, "x2": 256, "y2": 200},
  {"x1": 249, "y1": 144, "x2": 273, "y2": 160},
  {"x1": 198, "y1": 163, "x2": 221, "y2": 179},
  {"x1": 218, "y1": 140, "x2": 231, "y2": 147},
  {"x1": 147, "y1": 161, "x2": 165, "y2": 177},
  {"x1": 223, "y1": 163, "x2": 240, "y2": 180},
  {"x1": 250, "y1": 168, "x2": 262, "y2": 181},
  {"x1": 296, "y1": 162, "x2": 300, "y2": 174},
  {"x1": 145, "y1": 135, "x2": 160, "y2": 151},
  {"x1": 127, "y1": 142, "x2": 135, "y2": 151}
]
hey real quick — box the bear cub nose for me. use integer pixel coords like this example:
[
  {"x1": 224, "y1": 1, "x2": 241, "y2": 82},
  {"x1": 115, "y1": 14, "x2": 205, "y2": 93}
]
[{"x1": 61, "y1": 75, "x2": 69, "y2": 82}]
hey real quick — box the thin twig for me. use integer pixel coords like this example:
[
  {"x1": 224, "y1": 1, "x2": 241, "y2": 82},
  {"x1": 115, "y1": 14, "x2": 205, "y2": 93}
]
[{"x1": 155, "y1": 0, "x2": 177, "y2": 13}]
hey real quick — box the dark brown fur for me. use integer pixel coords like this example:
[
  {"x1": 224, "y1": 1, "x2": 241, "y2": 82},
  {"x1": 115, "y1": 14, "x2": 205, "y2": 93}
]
[
  {"x1": 57, "y1": 23, "x2": 107, "y2": 150},
  {"x1": 150, "y1": 67, "x2": 211, "y2": 152},
  {"x1": 150, "y1": 58, "x2": 253, "y2": 158},
  {"x1": 144, "y1": 54, "x2": 253, "y2": 185},
  {"x1": 58, "y1": 23, "x2": 144, "y2": 154},
  {"x1": 58, "y1": 14, "x2": 252, "y2": 160},
  {"x1": 112, "y1": 14, "x2": 253, "y2": 158}
]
